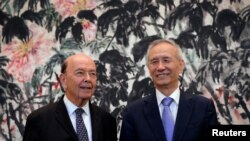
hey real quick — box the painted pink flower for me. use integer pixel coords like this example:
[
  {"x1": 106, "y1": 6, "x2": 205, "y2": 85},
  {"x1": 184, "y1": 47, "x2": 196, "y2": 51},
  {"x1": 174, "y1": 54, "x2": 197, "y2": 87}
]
[
  {"x1": 228, "y1": 95, "x2": 236, "y2": 107},
  {"x1": 53, "y1": 0, "x2": 96, "y2": 19},
  {"x1": 2, "y1": 21, "x2": 57, "y2": 82},
  {"x1": 10, "y1": 125, "x2": 16, "y2": 133},
  {"x1": 82, "y1": 19, "x2": 97, "y2": 42}
]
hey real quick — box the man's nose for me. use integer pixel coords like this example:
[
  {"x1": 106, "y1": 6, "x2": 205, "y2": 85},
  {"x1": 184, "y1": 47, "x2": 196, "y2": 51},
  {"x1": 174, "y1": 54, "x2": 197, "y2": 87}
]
[
  {"x1": 84, "y1": 72, "x2": 91, "y2": 80},
  {"x1": 157, "y1": 61, "x2": 165, "y2": 70}
]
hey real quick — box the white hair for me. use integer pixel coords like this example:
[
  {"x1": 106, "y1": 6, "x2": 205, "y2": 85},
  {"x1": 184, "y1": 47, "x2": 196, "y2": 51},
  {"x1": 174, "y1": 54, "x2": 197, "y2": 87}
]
[{"x1": 145, "y1": 39, "x2": 184, "y2": 64}]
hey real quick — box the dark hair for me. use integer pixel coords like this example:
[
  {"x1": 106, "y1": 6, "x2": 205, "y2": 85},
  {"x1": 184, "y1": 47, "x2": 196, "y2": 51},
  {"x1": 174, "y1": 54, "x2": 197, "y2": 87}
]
[{"x1": 61, "y1": 60, "x2": 68, "y2": 73}]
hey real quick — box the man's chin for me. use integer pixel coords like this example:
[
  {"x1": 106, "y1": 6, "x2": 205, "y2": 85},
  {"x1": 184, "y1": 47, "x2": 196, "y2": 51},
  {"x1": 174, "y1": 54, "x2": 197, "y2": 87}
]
[
  {"x1": 154, "y1": 78, "x2": 170, "y2": 83},
  {"x1": 78, "y1": 92, "x2": 92, "y2": 98},
  {"x1": 155, "y1": 81, "x2": 170, "y2": 87}
]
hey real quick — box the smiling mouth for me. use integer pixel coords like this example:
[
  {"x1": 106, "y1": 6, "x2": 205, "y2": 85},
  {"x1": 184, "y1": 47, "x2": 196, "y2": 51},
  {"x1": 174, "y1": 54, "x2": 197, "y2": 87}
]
[
  {"x1": 79, "y1": 86, "x2": 92, "y2": 90},
  {"x1": 156, "y1": 73, "x2": 169, "y2": 78}
]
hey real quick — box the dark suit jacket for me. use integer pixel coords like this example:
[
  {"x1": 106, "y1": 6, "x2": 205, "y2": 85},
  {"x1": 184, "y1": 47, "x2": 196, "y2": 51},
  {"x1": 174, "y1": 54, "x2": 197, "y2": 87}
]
[
  {"x1": 23, "y1": 96, "x2": 117, "y2": 141},
  {"x1": 119, "y1": 89, "x2": 219, "y2": 141}
]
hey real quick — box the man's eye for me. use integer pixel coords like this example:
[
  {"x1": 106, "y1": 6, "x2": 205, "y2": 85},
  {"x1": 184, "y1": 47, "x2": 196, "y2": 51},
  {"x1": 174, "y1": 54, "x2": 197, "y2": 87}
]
[
  {"x1": 76, "y1": 71, "x2": 84, "y2": 75},
  {"x1": 75, "y1": 71, "x2": 96, "y2": 78},
  {"x1": 163, "y1": 59, "x2": 170, "y2": 63},
  {"x1": 150, "y1": 60, "x2": 158, "y2": 64},
  {"x1": 90, "y1": 72, "x2": 96, "y2": 76}
]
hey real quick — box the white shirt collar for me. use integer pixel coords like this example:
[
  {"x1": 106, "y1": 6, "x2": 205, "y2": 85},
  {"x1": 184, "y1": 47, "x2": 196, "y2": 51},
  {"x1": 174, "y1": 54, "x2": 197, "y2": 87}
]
[
  {"x1": 156, "y1": 87, "x2": 180, "y2": 106},
  {"x1": 63, "y1": 95, "x2": 90, "y2": 116}
]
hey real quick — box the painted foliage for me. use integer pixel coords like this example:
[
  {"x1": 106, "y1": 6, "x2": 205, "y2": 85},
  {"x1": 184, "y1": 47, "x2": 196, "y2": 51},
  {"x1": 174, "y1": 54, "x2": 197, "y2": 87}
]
[{"x1": 0, "y1": 0, "x2": 249, "y2": 140}]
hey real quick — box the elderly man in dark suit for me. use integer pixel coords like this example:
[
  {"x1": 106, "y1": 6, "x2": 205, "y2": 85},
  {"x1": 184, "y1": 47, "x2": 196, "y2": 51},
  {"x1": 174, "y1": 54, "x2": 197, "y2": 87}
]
[
  {"x1": 119, "y1": 39, "x2": 219, "y2": 141},
  {"x1": 23, "y1": 53, "x2": 117, "y2": 141}
]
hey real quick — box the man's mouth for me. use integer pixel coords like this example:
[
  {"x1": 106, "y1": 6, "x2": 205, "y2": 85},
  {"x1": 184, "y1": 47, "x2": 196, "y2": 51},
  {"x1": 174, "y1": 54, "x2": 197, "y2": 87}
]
[
  {"x1": 156, "y1": 73, "x2": 169, "y2": 78},
  {"x1": 79, "y1": 85, "x2": 92, "y2": 90}
]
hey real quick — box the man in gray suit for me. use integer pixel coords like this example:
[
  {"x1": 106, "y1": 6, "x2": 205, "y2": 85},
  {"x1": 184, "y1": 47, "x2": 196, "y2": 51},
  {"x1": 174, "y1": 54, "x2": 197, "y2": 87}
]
[
  {"x1": 23, "y1": 53, "x2": 117, "y2": 141},
  {"x1": 119, "y1": 39, "x2": 219, "y2": 141}
]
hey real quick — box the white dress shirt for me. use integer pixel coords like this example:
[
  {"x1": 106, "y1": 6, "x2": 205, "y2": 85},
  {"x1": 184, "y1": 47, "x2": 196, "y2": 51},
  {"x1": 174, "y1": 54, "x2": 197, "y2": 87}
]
[
  {"x1": 156, "y1": 88, "x2": 180, "y2": 123},
  {"x1": 64, "y1": 95, "x2": 92, "y2": 141}
]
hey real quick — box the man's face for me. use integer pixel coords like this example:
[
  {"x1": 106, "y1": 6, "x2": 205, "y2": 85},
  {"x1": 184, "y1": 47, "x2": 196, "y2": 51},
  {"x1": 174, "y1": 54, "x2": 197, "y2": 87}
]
[
  {"x1": 147, "y1": 42, "x2": 184, "y2": 89},
  {"x1": 60, "y1": 54, "x2": 97, "y2": 106}
]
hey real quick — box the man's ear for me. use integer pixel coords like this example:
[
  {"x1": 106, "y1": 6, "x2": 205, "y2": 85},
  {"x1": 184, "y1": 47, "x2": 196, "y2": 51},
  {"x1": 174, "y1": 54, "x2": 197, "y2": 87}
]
[
  {"x1": 179, "y1": 59, "x2": 185, "y2": 74},
  {"x1": 59, "y1": 74, "x2": 66, "y2": 90}
]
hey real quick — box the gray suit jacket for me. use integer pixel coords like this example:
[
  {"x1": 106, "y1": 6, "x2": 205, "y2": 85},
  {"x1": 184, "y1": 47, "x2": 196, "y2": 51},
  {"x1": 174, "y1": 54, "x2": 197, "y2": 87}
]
[{"x1": 23, "y1": 96, "x2": 117, "y2": 141}]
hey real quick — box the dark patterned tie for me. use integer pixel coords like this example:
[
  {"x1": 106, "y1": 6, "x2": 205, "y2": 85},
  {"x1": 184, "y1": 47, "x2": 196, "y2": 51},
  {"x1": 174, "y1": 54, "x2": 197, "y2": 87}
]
[
  {"x1": 162, "y1": 97, "x2": 174, "y2": 141},
  {"x1": 75, "y1": 108, "x2": 89, "y2": 141}
]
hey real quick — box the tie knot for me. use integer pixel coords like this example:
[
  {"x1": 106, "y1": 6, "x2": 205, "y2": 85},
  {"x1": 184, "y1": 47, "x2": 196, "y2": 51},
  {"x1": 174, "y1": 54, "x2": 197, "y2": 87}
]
[
  {"x1": 162, "y1": 97, "x2": 173, "y2": 106},
  {"x1": 75, "y1": 108, "x2": 84, "y2": 115}
]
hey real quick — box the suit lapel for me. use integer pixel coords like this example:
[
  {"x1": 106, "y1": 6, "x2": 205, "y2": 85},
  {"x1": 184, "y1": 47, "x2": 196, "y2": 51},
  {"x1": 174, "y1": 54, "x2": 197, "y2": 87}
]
[
  {"x1": 144, "y1": 94, "x2": 166, "y2": 141},
  {"x1": 89, "y1": 103, "x2": 102, "y2": 141},
  {"x1": 55, "y1": 97, "x2": 78, "y2": 141},
  {"x1": 173, "y1": 92, "x2": 193, "y2": 141}
]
